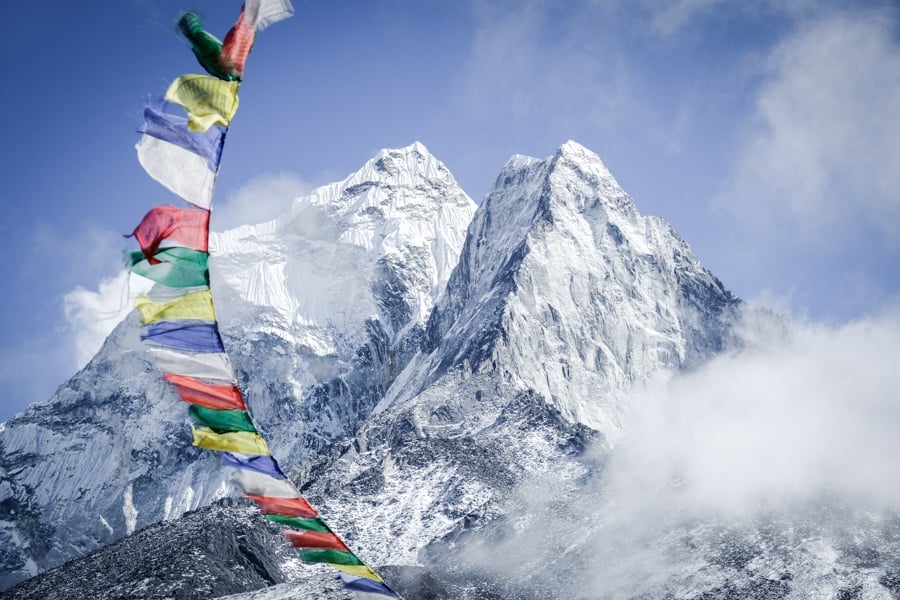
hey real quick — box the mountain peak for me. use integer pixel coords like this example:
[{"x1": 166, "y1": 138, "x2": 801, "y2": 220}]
[
  {"x1": 353, "y1": 141, "x2": 453, "y2": 189},
  {"x1": 551, "y1": 139, "x2": 615, "y2": 185},
  {"x1": 374, "y1": 140, "x2": 430, "y2": 159},
  {"x1": 556, "y1": 138, "x2": 593, "y2": 157}
]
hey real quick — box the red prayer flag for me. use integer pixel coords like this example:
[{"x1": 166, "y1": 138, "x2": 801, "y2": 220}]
[
  {"x1": 130, "y1": 205, "x2": 209, "y2": 261},
  {"x1": 163, "y1": 373, "x2": 246, "y2": 410},
  {"x1": 219, "y1": 8, "x2": 255, "y2": 80},
  {"x1": 246, "y1": 495, "x2": 318, "y2": 518},
  {"x1": 283, "y1": 530, "x2": 350, "y2": 552}
]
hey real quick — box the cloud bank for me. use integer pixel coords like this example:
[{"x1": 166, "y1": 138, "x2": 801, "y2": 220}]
[{"x1": 438, "y1": 304, "x2": 900, "y2": 597}]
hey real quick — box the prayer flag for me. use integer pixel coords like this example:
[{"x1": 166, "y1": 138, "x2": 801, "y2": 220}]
[
  {"x1": 130, "y1": 206, "x2": 209, "y2": 259},
  {"x1": 135, "y1": 289, "x2": 216, "y2": 324},
  {"x1": 148, "y1": 347, "x2": 235, "y2": 382},
  {"x1": 232, "y1": 469, "x2": 298, "y2": 497},
  {"x1": 192, "y1": 427, "x2": 271, "y2": 455},
  {"x1": 347, "y1": 591, "x2": 401, "y2": 600},
  {"x1": 284, "y1": 530, "x2": 350, "y2": 552},
  {"x1": 246, "y1": 495, "x2": 318, "y2": 518},
  {"x1": 244, "y1": 0, "x2": 294, "y2": 31},
  {"x1": 142, "y1": 321, "x2": 225, "y2": 353},
  {"x1": 266, "y1": 515, "x2": 330, "y2": 533},
  {"x1": 178, "y1": 12, "x2": 229, "y2": 81},
  {"x1": 333, "y1": 564, "x2": 385, "y2": 582},
  {"x1": 178, "y1": 10, "x2": 254, "y2": 82},
  {"x1": 139, "y1": 100, "x2": 224, "y2": 169},
  {"x1": 164, "y1": 374, "x2": 246, "y2": 410},
  {"x1": 340, "y1": 574, "x2": 400, "y2": 597},
  {"x1": 223, "y1": 453, "x2": 286, "y2": 479},
  {"x1": 165, "y1": 75, "x2": 239, "y2": 132},
  {"x1": 136, "y1": 135, "x2": 218, "y2": 209},
  {"x1": 220, "y1": 8, "x2": 255, "y2": 80},
  {"x1": 129, "y1": 247, "x2": 209, "y2": 288},
  {"x1": 189, "y1": 405, "x2": 256, "y2": 433},
  {"x1": 297, "y1": 549, "x2": 363, "y2": 566}
]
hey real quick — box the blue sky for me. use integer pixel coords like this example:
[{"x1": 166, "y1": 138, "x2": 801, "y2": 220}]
[{"x1": 1, "y1": 0, "x2": 898, "y2": 422}]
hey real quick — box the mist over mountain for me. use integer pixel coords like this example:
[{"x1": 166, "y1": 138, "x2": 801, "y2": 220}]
[{"x1": 3, "y1": 142, "x2": 898, "y2": 599}]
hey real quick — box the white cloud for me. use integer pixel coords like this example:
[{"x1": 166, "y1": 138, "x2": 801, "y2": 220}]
[
  {"x1": 212, "y1": 172, "x2": 311, "y2": 231},
  {"x1": 718, "y1": 12, "x2": 900, "y2": 243},
  {"x1": 619, "y1": 304, "x2": 900, "y2": 511},
  {"x1": 440, "y1": 303, "x2": 900, "y2": 595},
  {"x1": 62, "y1": 271, "x2": 153, "y2": 368}
]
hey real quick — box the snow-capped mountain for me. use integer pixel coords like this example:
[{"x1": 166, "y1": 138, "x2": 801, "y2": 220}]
[
  {"x1": 209, "y1": 141, "x2": 476, "y2": 465},
  {"x1": 380, "y1": 141, "x2": 738, "y2": 437},
  {"x1": 290, "y1": 140, "x2": 740, "y2": 571},
  {"x1": 5, "y1": 141, "x2": 899, "y2": 600},
  {"x1": 0, "y1": 142, "x2": 475, "y2": 590}
]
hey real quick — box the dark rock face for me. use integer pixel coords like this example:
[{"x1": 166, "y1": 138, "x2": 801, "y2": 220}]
[{"x1": 0, "y1": 499, "x2": 288, "y2": 600}]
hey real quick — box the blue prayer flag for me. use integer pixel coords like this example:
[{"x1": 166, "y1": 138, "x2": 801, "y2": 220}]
[
  {"x1": 138, "y1": 98, "x2": 225, "y2": 171},
  {"x1": 141, "y1": 321, "x2": 225, "y2": 353},
  {"x1": 222, "y1": 453, "x2": 287, "y2": 479}
]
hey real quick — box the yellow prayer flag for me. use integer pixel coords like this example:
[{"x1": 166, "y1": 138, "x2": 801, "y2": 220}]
[
  {"x1": 332, "y1": 564, "x2": 384, "y2": 582},
  {"x1": 135, "y1": 289, "x2": 216, "y2": 324},
  {"x1": 165, "y1": 75, "x2": 240, "y2": 132},
  {"x1": 191, "y1": 427, "x2": 271, "y2": 455}
]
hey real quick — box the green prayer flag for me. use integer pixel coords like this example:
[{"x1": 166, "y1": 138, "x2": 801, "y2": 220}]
[
  {"x1": 129, "y1": 247, "x2": 209, "y2": 288},
  {"x1": 298, "y1": 549, "x2": 363, "y2": 566},
  {"x1": 188, "y1": 404, "x2": 256, "y2": 434},
  {"x1": 178, "y1": 12, "x2": 237, "y2": 81},
  {"x1": 267, "y1": 515, "x2": 331, "y2": 533}
]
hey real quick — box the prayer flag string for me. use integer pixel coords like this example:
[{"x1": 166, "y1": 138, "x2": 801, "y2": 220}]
[{"x1": 126, "y1": 3, "x2": 400, "y2": 597}]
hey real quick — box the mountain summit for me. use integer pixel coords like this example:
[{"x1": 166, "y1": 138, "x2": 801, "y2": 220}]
[
  {"x1": 380, "y1": 140, "x2": 737, "y2": 437},
  {"x1": 1, "y1": 141, "x2": 738, "y2": 595}
]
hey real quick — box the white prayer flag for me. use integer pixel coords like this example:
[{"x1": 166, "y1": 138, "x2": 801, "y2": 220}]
[{"x1": 136, "y1": 135, "x2": 216, "y2": 209}]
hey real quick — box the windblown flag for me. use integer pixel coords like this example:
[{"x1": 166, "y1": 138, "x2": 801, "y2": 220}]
[
  {"x1": 135, "y1": 289, "x2": 217, "y2": 324},
  {"x1": 190, "y1": 404, "x2": 257, "y2": 433},
  {"x1": 129, "y1": 247, "x2": 210, "y2": 288},
  {"x1": 131, "y1": 205, "x2": 209, "y2": 258},
  {"x1": 141, "y1": 321, "x2": 225, "y2": 352},
  {"x1": 232, "y1": 469, "x2": 299, "y2": 497},
  {"x1": 222, "y1": 453, "x2": 285, "y2": 478},
  {"x1": 164, "y1": 373, "x2": 247, "y2": 410},
  {"x1": 147, "y1": 347, "x2": 236, "y2": 381},
  {"x1": 192, "y1": 427, "x2": 271, "y2": 454},
  {"x1": 340, "y1": 574, "x2": 405, "y2": 599},
  {"x1": 179, "y1": 10, "x2": 255, "y2": 81},
  {"x1": 128, "y1": 2, "x2": 400, "y2": 597},
  {"x1": 165, "y1": 74, "x2": 240, "y2": 132},
  {"x1": 245, "y1": 0, "x2": 295, "y2": 31}
]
